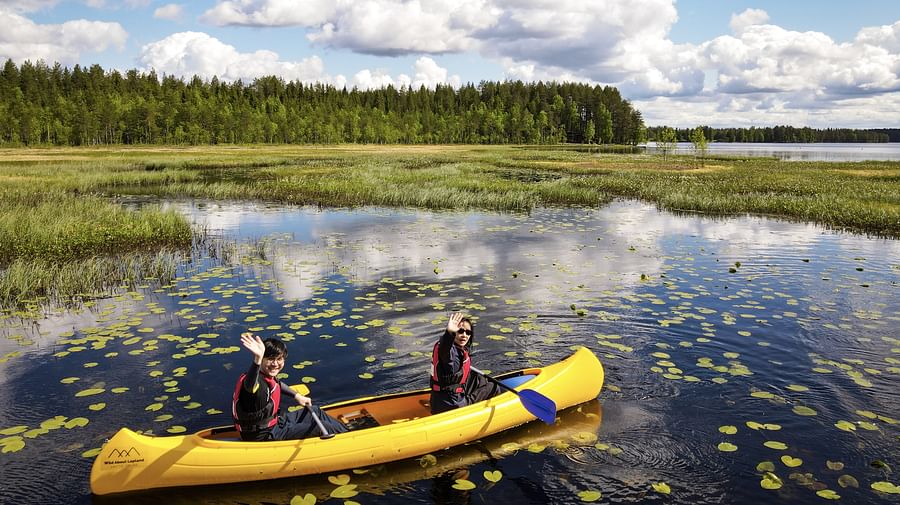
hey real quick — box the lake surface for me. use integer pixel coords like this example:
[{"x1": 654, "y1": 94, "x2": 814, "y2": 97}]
[
  {"x1": 1, "y1": 200, "x2": 898, "y2": 504},
  {"x1": 643, "y1": 142, "x2": 900, "y2": 162}
]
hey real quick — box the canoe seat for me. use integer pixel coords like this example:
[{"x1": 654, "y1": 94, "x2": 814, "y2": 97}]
[{"x1": 338, "y1": 409, "x2": 381, "y2": 431}]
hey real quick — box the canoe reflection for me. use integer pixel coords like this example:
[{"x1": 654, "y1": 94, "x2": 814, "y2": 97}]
[{"x1": 93, "y1": 400, "x2": 602, "y2": 505}]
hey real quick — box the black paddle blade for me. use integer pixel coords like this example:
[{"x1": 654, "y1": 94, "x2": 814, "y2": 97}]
[{"x1": 519, "y1": 389, "x2": 557, "y2": 425}]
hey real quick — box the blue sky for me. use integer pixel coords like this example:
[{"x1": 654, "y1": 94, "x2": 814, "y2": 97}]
[{"x1": 2, "y1": 0, "x2": 899, "y2": 128}]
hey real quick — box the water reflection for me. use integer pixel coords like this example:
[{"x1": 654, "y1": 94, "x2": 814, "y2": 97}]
[
  {"x1": 644, "y1": 142, "x2": 900, "y2": 162},
  {"x1": 1, "y1": 200, "x2": 898, "y2": 505}
]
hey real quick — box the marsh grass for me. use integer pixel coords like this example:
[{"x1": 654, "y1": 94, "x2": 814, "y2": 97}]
[
  {"x1": 1, "y1": 144, "x2": 898, "y2": 307},
  {"x1": 0, "y1": 249, "x2": 183, "y2": 309}
]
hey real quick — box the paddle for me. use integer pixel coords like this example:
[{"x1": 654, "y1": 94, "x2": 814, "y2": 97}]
[
  {"x1": 306, "y1": 405, "x2": 335, "y2": 439},
  {"x1": 283, "y1": 383, "x2": 335, "y2": 439},
  {"x1": 470, "y1": 366, "x2": 557, "y2": 425}
]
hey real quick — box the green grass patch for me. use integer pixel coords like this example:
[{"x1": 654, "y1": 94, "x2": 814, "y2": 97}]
[{"x1": 1, "y1": 144, "x2": 898, "y2": 307}]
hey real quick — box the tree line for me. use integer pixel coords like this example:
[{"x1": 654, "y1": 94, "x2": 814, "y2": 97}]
[
  {"x1": 646, "y1": 125, "x2": 891, "y2": 143},
  {"x1": 0, "y1": 59, "x2": 646, "y2": 147}
]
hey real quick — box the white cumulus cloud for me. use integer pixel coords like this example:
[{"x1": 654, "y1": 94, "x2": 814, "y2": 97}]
[
  {"x1": 0, "y1": 7, "x2": 127, "y2": 66},
  {"x1": 154, "y1": 4, "x2": 184, "y2": 21},
  {"x1": 137, "y1": 32, "x2": 461, "y2": 91},
  {"x1": 137, "y1": 31, "x2": 328, "y2": 82}
]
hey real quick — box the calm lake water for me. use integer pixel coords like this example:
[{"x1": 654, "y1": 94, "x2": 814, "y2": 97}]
[
  {"x1": 644, "y1": 142, "x2": 900, "y2": 162},
  {"x1": 1, "y1": 200, "x2": 898, "y2": 504}
]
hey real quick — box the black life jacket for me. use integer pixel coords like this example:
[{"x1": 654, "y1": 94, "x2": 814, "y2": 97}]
[
  {"x1": 430, "y1": 340, "x2": 470, "y2": 393},
  {"x1": 232, "y1": 374, "x2": 281, "y2": 432}
]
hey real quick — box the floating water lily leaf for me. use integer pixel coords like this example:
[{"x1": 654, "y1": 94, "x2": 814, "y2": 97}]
[
  {"x1": 155, "y1": 414, "x2": 173, "y2": 422},
  {"x1": 145, "y1": 403, "x2": 164, "y2": 412},
  {"x1": 81, "y1": 447, "x2": 102, "y2": 458},
  {"x1": 827, "y1": 461, "x2": 845, "y2": 471},
  {"x1": 781, "y1": 455, "x2": 802, "y2": 468},
  {"x1": 484, "y1": 470, "x2": 502, "y2": 483},
  {"x1": 88, "y1": 403, "x2": 105, "y2": 411},
  {"x1": 792, "y1": 406, "x2": 817, "y2": 416},
  {"x1": 835, "y1": 421, "x2": 856, "y2": 432},
  {"x1": 751, "y1": 391, "x2": 775, "y2": 399},
  {"x1": 837, "y1": 475, "x2": 858, "y2": 488},
  {"x1": 717, "y1": 442, "x2": 738, "y2": 452},
  {"x1": 577, "y1": 490, "x2": 602, "y2": 502},
  {"x1": 207, "y1": 408, "x2": 223, "y2": 415},
  {"x1": 0, "y1": 426, "x2": 27, "y2": 436},
  {"x1": 167, "y1": 426, "x2": 187, "y2": 434},
  {"x1": 872, "y1": 481, "x2": 900, "y2": 494},
  {"x1": 330, "y1": 484, "x2": 359, "y2": 498},
  {"x1": 358, "y1": 373, "x2": 374, "y2": 379},
  {"x1": 858, "y1": 422, "x2": 879, "y2": 431},
  {"x1": 75, "y1": 388, "x2": 105, "y2": 397},
  {"x1": 746, "y1": 421, "x2": 764, "y2": 430},
  {"x1": 328, "y1": 474, "x2": 351, "y2": 486},
  {"x1": 651, "y1": 482, "x2": 671, "y2": 494},
  {"x1": 764, "y1": 441, "x2": 788, "y2": 450},
  {"x1": 571, "y1": 432, "x2": 598, "y2": 444},
  {"x1": 290, "y1": 493, "x2": 316, "y2": 505},
  {"x1": 60, "y1": 377, "x2": 80, "y2": 384},
  {"x1": 856, "y1": 410, "x2": 878, "y2": 419},
  {"x1": 871, "y1": 460, "x2": 891, "y2": 472},
  {"x1": 452, "y1": 479, "x2": 476, "y2": 491},
  {"x1": 111, "y1": 387, "x2": 129, "y2": 393},
  {"x1": 760, "y1": 472, "x2": 782, "y2": 490},
  {"x1": 1, "y1": 437, "x2": 25, "y2": 453},
  {"x1": 719, "y1": 425, "x2": 738, "y2": 435},
  {"x1": 419, "y1": 454, "x2": 437, "y2": 467},
  {"x1": 757, "y1": 461, "x2": 776, "y2": 472},
  {"x1": 816, "y1": 489, "x2": 840, "y2": 499},
  {"x1": 763, "y1": 424, "x2": 781, "y2": 431},
  {"x1": 527, "y1": 443, "x2": 546, "y2": 453}
]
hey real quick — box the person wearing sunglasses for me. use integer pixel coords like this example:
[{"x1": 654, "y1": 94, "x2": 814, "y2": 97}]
[
  {"x1": 428, "y1": 312, "x2": 501, "y2": 414},
  {"x1": 232, "y1": 333, "x2": 348, "y2": 440}
]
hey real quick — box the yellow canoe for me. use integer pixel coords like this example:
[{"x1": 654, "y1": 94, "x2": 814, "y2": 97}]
[{"x1": 90, "y1": 346, "x2": 604, "y2": 496}]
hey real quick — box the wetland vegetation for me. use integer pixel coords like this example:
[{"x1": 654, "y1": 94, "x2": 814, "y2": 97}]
[{"x1": 1, "y1": 144, "x2": 898, "y2": 308}]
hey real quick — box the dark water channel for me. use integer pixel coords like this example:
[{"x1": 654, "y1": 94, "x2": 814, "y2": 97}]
[{"x1": 1, "y1": 200, "x2": 898, "y2": 504}]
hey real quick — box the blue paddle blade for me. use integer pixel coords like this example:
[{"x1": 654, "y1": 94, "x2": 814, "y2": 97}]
[{"x1": 519, "y1": 389, "x2": 557, "y2": 425}]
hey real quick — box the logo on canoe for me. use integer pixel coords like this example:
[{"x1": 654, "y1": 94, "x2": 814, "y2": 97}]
[{"x1": 104, "y1": 446, "x2": 144, "y2": 465}]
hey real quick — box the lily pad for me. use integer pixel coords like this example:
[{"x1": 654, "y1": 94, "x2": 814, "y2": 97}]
[
  {"x1": 837, "y1": 475, "x2": 858, "y2": 488},
  {"x1": 792, "y1": 406, "x2": 817, "y2": 416},
  {"x1": 757, "y1": 461, "x2": 776, "y2": 472},
  {"x1": 717, "y1": 442, "x2": 738, "y2": 452},
  {"x1": 816, "y1": 489, "x2": 840, "y2": 499},
  {"x1": 834, "y1": 420, "x2": 856, "y2": 432},
  {"x1": 330, "y1": 484, "x2": 359, "y2": 498},
  {"x1": 75, "y1": 388, "x2": 105, "y2": 397},
  {"x1": 760, "y1": 472, "x2": 782, "y2": 490},
  {"x1": 484, "y1": 470, "x2": 502, "y2": 483},
  {"x1": 871, "y1": 481, "x2": 900, "y2": 494},
  {"x1": 764, "y1": 441, "x2": 788, "y2": 450},
  {"x1": 328, "y1": 474, "x2": 351, "y2": 486},
  {"x1": 719, "y1": 425, "x2": 738, "y2": 435},
  {"x1": 577, "y1": 490, "x2": 602, "y2": 502},
  {"x1": 651, "y1": 482, "x2": 671, "y2": 494},
  {"x1": 781, "y1": 455, "x2": 802, "y2": 468},
  {"x1": 290, "y1": 493, "x2": 316, "y2": 505},
  {"x1": 452, "y1": 479, "x2": 476, "y2": 491}
]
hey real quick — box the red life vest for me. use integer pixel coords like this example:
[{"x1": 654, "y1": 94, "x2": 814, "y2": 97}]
[
  {"x1": 232, "y1": 374, "x2": 281, "y2": 432},
  {"x1": 430, "y1": 340, "x2": 470, "y2": 393}
]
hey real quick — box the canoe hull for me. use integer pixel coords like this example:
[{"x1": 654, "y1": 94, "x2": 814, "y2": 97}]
[{"x1": 90, "y1": 346, "x2": 604, "y2": 495}]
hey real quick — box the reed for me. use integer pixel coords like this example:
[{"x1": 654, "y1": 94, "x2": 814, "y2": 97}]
[
  {"x1": 0, "y1": 250, "x2": 184, "y2": 309},
  {"x1": 1, "y1": 144, "x2": 898, "y2": 308}
]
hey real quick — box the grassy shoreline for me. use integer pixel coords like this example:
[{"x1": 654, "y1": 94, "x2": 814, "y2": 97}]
[{"x1": 2, "y1": 144, "x2": 898, "y2": 308}]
